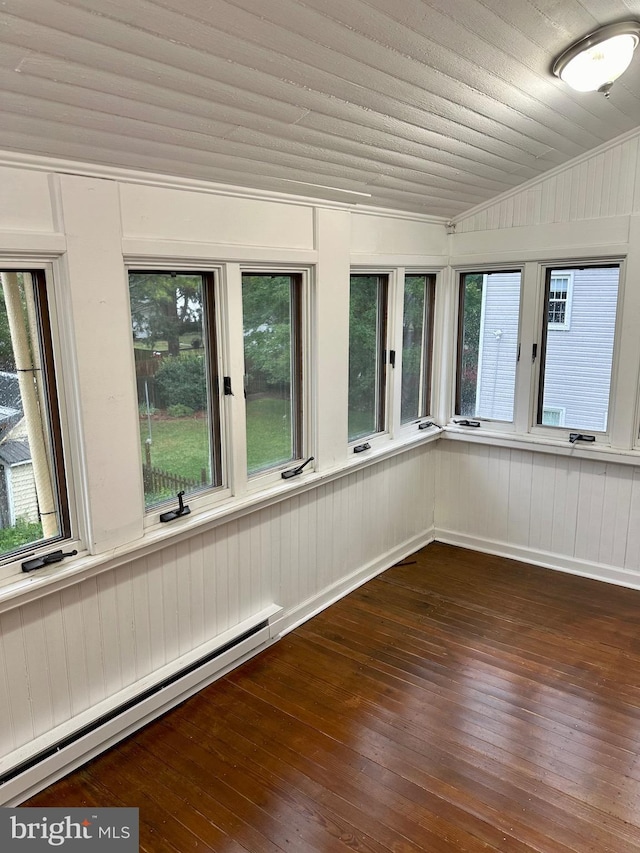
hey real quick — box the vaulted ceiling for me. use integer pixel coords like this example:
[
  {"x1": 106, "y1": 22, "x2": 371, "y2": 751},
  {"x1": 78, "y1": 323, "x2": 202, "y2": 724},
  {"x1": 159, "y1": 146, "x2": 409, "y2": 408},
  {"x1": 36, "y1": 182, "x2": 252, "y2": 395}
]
[{"x1": 2, "y1": 0, "x2": 640, "y2": 218}]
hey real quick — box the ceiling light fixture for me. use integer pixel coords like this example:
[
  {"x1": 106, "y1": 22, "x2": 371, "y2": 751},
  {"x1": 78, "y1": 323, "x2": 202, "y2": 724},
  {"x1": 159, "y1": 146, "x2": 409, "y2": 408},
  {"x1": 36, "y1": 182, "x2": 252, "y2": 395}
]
[{"x1": 553, "y1": 21, "x2": 640, "y2": 96}]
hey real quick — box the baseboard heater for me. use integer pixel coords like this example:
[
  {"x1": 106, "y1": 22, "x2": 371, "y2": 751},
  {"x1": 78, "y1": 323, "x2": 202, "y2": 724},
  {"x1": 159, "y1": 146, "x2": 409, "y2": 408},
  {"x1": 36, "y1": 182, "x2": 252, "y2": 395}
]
[{"x1": 1, "y1": 603, "x2": 282, "y2": 806}]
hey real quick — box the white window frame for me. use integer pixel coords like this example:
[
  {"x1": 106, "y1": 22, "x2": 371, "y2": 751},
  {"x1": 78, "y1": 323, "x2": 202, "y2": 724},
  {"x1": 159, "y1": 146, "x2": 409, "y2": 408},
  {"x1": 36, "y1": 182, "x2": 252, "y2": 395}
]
[
  {"x1": 0, "y1": 260, "x2": 83, "y2": 586},
  {"x1": 240, "y1": 265, "x2": 314, "y2": 492},
  {"x1": 531, "y1": 261, "x2": 622, "y2": 443},
  {"x1": 347, "y1": 268, "x2": 396, "y2": 452},
  {"x1": 451, "y1": 265, "x2": 524, "y2": 435},
  {"x1": 395, "y1": 270, "x2": 437, "y2": 435},
  {"x1": 127, "y1": 263, "x2": 235, "y2": 528}
]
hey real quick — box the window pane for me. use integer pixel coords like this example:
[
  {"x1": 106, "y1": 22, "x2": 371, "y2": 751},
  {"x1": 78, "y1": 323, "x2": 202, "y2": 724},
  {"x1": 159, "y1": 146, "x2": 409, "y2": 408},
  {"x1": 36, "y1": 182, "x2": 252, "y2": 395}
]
[
  {"x1": 0, "y1": 271, "x2": 68, "y2": 559},
  {"x1": 457, "y1": 271, "x2": 521, "y2": 421},
  {"x1": 539, "y1": 265, "x2": 619, "y2": 432},
  {"x1": 401, "y1": 274, "x2": 434, "y2": 424},
  {"x1": 348, "y1": 274, "x2": 387, "y2": 441},
  {"x1": 242, "y1": 274, "x2": 301, "y2": 475},
  {"x1": 130, "y1": 272, "x2": 219, "y2": 508}
]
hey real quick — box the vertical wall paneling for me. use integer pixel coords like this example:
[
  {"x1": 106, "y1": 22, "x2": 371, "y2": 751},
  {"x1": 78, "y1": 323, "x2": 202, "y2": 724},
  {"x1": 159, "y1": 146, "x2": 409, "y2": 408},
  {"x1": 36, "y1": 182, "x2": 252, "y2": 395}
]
[
  {"x1": 436, "y1": 441, "x2": 640, "y2": 587},
  {"x1": 1, "y1": 610, "x2": 32, "y2": 751},
  {"x1": 456, "y1": 131, "x2": 640, "y2": 233},
  {"x1": 624, "y1": 469, "x2": 640, "y2": 571}
]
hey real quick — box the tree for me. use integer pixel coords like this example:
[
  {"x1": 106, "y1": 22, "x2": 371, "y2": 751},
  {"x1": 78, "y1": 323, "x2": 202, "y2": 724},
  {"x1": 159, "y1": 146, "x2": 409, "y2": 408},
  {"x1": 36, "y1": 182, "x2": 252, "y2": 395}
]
[
  {"x1": 348, "y1": 276, "x2": 379, "y2": 412},
  {"x1": 459, "y1": 274, "x2": 483, "y2": 415},
  {"x1": 242, "y1": 275, "x2": 293, "y2": 389},
  {"x1": 129, "y1": 273, "x2": 202, "y2": 356}
]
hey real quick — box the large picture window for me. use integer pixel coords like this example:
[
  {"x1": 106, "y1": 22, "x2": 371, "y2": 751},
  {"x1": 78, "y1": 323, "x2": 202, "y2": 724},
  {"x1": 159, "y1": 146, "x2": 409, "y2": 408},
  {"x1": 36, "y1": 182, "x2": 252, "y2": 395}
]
[
  {"x1": 129, "y1": 271, "x2": 222, "y2": 509},
  {"x1": 242, "y1": 273, "x2": 303, "y2": 476},
  {"x1": 456, "y1": 270, "x2": 522, "y2": 422},
  {"x1": 348, "y1": 274, "x2": 388, "y2": 442},
  {"x1": 0, "y1": 270, "x2": 69, "y2": 563}
]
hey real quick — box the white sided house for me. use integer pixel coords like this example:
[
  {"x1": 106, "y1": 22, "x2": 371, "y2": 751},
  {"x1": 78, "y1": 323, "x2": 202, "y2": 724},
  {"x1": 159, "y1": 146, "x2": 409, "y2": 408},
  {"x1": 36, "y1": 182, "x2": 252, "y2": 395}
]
[{"x1": 475, "y1": 267, "x2": 619, "y2": 431}]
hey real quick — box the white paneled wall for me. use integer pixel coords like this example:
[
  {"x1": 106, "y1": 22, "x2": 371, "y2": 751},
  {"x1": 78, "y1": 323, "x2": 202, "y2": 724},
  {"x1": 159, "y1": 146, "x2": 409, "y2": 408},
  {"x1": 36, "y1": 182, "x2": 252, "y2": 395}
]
[
  {"x1": 436, "y1": 440, "x2": 640, "y2": 588},
  {"x1": 0, "y1": 444, "x2": 435, "y2": 774},
  {"x1": 455, "y1": 132, "x2": 640, "y2": 233}
]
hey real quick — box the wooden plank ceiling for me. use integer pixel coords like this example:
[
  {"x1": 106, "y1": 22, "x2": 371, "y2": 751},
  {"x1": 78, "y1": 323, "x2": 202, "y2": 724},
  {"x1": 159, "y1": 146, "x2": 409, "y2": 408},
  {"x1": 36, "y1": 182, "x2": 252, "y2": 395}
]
[{"x1": 1, "y1": 0, "x2": 640, "y2": 217}]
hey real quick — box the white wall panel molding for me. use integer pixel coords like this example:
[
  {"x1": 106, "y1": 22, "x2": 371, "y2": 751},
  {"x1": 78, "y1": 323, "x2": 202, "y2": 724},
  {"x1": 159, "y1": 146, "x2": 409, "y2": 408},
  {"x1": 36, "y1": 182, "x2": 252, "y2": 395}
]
[
  {"x1": 351, "y1": 211, "x2": 448, "y2": 256},
  {"x1": 450, "y1": 217, "x2": 630, "y2": 263},
  {"x1": 350, "y1": 253, "x2": 448, "y2": 267},
  {"x1": 0, "y1": 233, "x2": 66, "y2": 255},
  {"x1": 0, "y1": 165, "x2": 58, "y2": 234},
  {"x1": 122, "y1": 241, "x2": 318, "y2": 265},
  {"x1": 119, "y1": 183, "x2": 316, "y2": 249}
]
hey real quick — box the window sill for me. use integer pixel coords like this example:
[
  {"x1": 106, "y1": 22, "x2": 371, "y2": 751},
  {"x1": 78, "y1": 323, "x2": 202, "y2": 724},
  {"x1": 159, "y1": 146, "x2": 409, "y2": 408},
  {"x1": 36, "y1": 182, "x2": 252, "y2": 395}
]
[
  {"x1": 443, "y1": 425, "x2": 640, "y2": 466},
  {"x1": 0, "y1": 427, "x2": 441, "y2": 615}
]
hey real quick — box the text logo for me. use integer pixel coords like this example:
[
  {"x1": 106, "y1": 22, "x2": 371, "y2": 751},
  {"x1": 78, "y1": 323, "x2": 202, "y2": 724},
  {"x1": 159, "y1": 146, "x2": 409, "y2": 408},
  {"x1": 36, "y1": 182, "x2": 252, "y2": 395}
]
[{"x1": 0, "y1": 808, "x2": 138, "y2": 850}]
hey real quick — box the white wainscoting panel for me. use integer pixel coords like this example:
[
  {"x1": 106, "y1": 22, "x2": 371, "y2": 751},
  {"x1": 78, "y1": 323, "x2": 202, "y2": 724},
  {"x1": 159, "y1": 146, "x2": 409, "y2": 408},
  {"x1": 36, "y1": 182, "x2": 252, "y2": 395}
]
[
  {"x1": 436, "y1": 440, "x2": 640, "y2": 588},
  {"x1": 0, "y1": 443, "x2": 435, "y2": 793}
]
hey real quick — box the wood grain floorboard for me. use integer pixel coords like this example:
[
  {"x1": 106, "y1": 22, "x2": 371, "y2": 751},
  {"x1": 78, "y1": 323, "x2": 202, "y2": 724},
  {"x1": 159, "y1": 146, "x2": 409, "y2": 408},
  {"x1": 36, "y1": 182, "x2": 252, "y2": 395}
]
[{"x1": 23, "y1": 543, "x2": 640, "y2": 851}]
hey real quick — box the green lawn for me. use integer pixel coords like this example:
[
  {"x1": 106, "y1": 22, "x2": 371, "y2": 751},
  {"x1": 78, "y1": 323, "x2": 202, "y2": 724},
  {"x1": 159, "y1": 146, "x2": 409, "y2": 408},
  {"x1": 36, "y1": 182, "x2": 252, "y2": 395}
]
[{"x1": 141, "y1": 397, "x2": 293, "y2": 501}]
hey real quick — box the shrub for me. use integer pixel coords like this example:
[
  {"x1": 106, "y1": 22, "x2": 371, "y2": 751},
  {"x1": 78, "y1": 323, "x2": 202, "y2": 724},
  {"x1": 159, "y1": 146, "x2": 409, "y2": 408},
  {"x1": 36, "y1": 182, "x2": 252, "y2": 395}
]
[
  {"x1": 167, "y1": 403, "x2": 195, "y2": 418},
  {"x1": 154, "y1": 354, "x2": 206, "y2": 411},
  {"x1": 0, "y1": 518, "x2": 44, "y2": 555},
  {"x1": 138, "y1": 402, "x2": 157, "y2": 417}
]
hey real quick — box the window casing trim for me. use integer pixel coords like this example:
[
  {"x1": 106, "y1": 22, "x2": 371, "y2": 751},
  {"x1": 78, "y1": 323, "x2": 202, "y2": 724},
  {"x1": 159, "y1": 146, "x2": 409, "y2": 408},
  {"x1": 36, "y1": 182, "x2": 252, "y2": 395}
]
[
  {"x1": 0, "y1": 261, "x2": 82, "y2": 584},
  {"x1": 397, "y1": 272, "x2": 437, "y2": 432},
  {"x1": 531, "y1": 261, "x2": 623, "y2": 443},
  {"x1": 348, "y1": 269, "x2": 395, "y2": 448},
  {"x1": 240, "y1": 266, "x2": 313, "y2": 489},
  {"x1": 453, "y1": 267, "x2": 524, "y2": 434}
]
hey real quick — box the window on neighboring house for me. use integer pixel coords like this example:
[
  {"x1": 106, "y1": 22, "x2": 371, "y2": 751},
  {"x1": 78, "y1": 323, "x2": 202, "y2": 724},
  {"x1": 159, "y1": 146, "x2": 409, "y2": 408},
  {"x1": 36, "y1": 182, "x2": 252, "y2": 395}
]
[
  {"x1": 242, "y1": 273, "x2": 304, "y2": 475},
  {"x1": 537, "y1": 265, "x2": 619, "y2": 432},
  {"x1": 0, "y1": 270, "x2": 70, "y2": 565},
  {"x1": 541, "y1": 406, "x2": 565, "y2": 427},
  {"x1": 348, "y1": 274, "x2": 388, "y2": 441},
  {"x1": 129, "y1": 271, "x2": 222, "y2": 509},
  {"x1": 401, "y1": 274, "x2": 436, "y2": 424},
  {"x1": 547, "y1": 272, "x2": 573, "y2": 328},
  {"x1": 456, "y1": 270, "x2": 522, "y2": 422}
]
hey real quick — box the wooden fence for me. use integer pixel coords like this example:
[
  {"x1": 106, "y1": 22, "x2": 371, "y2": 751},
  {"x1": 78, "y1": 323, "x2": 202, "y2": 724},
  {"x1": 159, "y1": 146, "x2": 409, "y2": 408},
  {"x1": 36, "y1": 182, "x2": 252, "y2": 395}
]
[{"x1": 142, "y1": 443, "x2": 208, "y2": 496}]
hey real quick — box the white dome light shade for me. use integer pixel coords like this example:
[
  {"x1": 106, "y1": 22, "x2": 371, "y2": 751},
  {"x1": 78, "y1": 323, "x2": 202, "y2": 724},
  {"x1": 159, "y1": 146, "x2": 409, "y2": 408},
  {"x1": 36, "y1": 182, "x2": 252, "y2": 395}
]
[{"x1": 553, "y1": 22, "x2": 640, "y2": 93}]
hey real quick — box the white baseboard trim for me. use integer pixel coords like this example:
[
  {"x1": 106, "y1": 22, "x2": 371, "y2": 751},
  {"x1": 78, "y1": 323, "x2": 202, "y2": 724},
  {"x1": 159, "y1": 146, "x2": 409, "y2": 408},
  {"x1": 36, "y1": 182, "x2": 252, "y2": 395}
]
[
  {"x1": 272, "y1": 527, "x2": 436, "y2": 639},
  {"x1": 0, "y1": 527, "x2": 436, "y2": 806},
  {"x1": 434, "y1": 528, "x2": 640, "y2": 591}
]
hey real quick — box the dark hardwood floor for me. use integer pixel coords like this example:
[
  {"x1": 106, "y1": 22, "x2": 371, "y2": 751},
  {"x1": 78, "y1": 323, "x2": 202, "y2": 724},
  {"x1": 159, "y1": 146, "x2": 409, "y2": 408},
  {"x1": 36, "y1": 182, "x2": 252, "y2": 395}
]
[{"x1": 25, "y1": 543, "x2": 640, "y2": 851}]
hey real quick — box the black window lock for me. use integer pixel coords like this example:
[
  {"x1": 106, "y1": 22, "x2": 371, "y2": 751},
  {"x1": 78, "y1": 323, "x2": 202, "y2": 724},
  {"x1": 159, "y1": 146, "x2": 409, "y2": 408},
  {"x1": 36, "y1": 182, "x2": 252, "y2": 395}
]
[
  {"x1": 22, "y1": 549, "x2": 78, "y2": 573},
  {"x1": 160, "y1": 490, "x2": 191, "y2": 523},
  {"x1": 454, "y1": 419, "x2": 481, "y2": 428}
]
